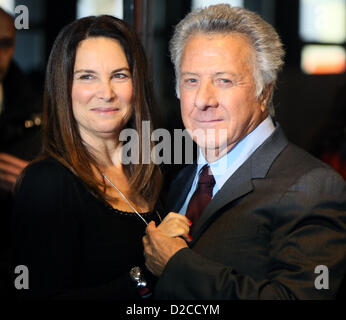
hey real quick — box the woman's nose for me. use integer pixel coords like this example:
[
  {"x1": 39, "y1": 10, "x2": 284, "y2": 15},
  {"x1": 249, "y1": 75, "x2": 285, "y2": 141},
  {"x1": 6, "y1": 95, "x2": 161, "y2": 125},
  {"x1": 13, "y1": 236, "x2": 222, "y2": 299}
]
[{"x1": 98, "y1": 81, "x2": 116, "y2": 101}]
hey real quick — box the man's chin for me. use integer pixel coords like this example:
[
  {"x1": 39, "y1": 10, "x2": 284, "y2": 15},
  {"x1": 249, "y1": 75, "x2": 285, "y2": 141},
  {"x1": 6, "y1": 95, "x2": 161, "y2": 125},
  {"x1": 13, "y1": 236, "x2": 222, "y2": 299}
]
[
  {"x1": 196, "y1": 138, "x2": 229, "y2": 157},
  {"x1": 189, "y1": 131, "x2": 228, "y2": 149}
]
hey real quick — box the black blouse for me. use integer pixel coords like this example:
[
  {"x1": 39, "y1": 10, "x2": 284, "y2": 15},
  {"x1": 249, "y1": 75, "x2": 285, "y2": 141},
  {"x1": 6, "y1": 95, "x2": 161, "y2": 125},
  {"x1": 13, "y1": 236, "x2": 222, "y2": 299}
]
[{"x1": 11, "y1": 157, "x2": 161, "y2": 299}]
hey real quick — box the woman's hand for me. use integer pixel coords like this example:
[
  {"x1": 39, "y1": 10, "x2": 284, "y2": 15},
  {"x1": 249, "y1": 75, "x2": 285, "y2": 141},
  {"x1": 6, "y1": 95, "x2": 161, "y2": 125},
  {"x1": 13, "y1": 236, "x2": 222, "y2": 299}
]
[{"x1": 157, "y1": 212, "x2": 192, "y2": 242}]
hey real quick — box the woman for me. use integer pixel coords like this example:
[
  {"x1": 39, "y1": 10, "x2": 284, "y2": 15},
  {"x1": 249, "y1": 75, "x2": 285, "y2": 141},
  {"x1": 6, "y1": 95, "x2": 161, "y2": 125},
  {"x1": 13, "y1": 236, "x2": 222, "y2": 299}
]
[{"x1": 11, "y1": 15, "x2": 191, "y2": 299}]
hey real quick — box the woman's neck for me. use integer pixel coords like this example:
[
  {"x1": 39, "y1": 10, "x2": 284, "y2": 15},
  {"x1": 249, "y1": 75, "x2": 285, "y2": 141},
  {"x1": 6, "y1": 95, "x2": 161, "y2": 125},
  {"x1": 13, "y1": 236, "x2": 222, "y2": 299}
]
[{"x1": 81, "y1": 131, "x2": 124, "y2": 169}]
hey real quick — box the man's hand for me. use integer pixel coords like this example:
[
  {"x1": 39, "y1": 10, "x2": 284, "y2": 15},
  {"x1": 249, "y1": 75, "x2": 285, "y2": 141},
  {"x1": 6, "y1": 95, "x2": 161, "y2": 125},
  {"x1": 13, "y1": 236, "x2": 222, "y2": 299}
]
[
  {"x1": 0, "y1": 153, "x2": 28, "y2": 192},
  {"x1": 143, "y1": 221, "x2": 188, "y2": 276},
  {"x1": 157, "y1": 212, "x2": 192, "y2": 242}
]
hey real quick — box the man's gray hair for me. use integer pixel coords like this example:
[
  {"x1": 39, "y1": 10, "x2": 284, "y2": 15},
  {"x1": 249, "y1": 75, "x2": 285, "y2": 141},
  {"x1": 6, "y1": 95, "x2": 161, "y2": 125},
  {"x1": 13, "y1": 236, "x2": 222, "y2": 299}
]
[{"x1": 169, "y1": 4, "x2": 285, "y2": 116}]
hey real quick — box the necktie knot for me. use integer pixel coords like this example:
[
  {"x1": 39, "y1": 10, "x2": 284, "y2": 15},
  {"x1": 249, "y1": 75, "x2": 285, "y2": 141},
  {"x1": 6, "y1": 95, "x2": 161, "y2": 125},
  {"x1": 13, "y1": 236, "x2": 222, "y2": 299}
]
[{"x1": 198, "y1": 165, "x2": 216, "y2": 188}]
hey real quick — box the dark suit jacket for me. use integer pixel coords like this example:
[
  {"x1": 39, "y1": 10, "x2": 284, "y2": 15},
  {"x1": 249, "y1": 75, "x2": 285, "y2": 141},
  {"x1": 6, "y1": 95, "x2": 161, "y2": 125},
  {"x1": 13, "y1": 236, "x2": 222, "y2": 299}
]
[{"x1": 154, "y1": 126, "x2": 346, "y2": 299}]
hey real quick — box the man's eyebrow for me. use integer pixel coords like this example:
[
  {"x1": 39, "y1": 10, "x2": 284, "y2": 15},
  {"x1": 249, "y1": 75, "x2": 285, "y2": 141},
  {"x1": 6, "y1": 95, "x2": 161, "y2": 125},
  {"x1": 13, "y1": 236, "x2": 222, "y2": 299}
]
[
  {"x1": 180, "y1": 71, "x2": 240, "y2": 77},
  {"x1": 214, "y1": 72, "x2": 239, "y2": 77},
  {"x1": 180, "y1": 72, "x2": 199, "y2": 77}
]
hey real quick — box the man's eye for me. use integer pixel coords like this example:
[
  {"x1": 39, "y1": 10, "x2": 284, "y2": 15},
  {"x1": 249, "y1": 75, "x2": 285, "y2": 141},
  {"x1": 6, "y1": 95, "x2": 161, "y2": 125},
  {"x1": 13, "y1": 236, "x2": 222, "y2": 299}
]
[
  {"x1": 185, "y1": 78, "x2": 198, "y2": 84},
  {"x1": 218, "y1": 78, "x2": 232, "y2": 83},
  {"x1": 216, "y1": 78, "x2": 233, "y2": 86}
]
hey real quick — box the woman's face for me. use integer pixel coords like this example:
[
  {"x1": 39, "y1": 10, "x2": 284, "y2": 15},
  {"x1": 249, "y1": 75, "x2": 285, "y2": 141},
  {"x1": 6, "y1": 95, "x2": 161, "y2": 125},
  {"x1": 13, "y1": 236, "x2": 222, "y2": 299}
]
[{"x1": 72, "y1": 36, "x2": 133, "y2": 145}]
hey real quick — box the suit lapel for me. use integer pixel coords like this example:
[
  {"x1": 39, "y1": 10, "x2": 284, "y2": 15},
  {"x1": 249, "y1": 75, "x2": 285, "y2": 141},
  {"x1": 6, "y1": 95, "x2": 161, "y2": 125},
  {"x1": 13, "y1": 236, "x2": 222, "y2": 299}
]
[
  {"x1": 190, "y1": 159, "x2": 253, "y2": 241},
  {"x1": 189, "y1": 125, "x2": 289, "y2": 243}
]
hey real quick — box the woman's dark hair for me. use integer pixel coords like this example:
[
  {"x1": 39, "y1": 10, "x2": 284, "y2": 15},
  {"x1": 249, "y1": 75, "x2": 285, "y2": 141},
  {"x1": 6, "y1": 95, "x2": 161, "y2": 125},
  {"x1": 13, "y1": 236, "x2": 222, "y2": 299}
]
[{"x1": 42, "y1": 15, "x2": 162, "y2": 206}]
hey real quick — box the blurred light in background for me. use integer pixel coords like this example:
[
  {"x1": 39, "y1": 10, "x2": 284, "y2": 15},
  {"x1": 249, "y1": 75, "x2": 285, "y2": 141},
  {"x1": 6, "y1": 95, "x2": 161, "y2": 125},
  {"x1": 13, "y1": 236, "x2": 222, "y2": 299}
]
[
  {"x1": 299, "y1": 0, "x2": 345, "y2": 43},
  {"x1": 0, "y1": 0, "x2": 14, "y2": 13},
  {"x1": 299, "y1": 0, "x2": 346, "y2": 74},
  {"x1": 77, "y1": 0, "x2": 123, "y2": 19},
  {"x1": 301, "y1": 45, "x2": 346, "y2": 74},
  {"x1": 192, "y1": 0, "x2": 243, "y2": 10}
]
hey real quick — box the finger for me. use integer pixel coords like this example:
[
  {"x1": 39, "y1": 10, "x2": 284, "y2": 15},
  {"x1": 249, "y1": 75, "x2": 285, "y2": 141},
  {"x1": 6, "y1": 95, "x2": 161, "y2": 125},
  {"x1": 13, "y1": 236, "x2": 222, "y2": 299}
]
[
  {"x1": 0, "y1": 153, "x2": 29, "y2": 169},
  {"x1": 159, "y1": 222, "x2": 190, "y2": 237},
  {"x1": 142, "y1": 236, "x2": 150, "y2": 258},
  {"x1": 145, "y1": 220, "x2": 157, "y2": 235},
  {"x1": 146, "y1": 221, "x2": 164, "y2": 245},
  {"x1": 0, "y1": 161, "x2": 24, "y2": 176},
  {"x1": 142, "y1": 235, "x2": 149, "y2": 248},
  {"x1": 165, "y1": 212, "x2": 192, "y2": 225},
  {"x1": 158, "y1": 218, "x2": 190, "y2": 233},
  {"x1": 181, "y1": 233, "x2": 193, "y2": 243},
  {"x1": 0, "y1": 171, "x2": 18, "y2": 185},
  {"x1": 161, "y1": 212, "x2": 192, "y2": 227}
]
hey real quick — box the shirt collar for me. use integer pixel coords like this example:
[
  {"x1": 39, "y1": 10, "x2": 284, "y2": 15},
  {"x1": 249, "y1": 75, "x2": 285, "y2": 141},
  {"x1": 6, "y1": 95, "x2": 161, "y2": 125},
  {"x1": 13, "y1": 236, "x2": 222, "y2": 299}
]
[{"x1": 196, "y1": 116, "x2": 276, "y2": 190}]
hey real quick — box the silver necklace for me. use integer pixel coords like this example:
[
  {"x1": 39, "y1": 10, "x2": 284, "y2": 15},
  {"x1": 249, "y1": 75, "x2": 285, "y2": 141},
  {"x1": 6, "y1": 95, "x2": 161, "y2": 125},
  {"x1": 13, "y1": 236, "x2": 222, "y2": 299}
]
[{"x1": 102, "y1": 174, "x2": 162, "y2": 226}]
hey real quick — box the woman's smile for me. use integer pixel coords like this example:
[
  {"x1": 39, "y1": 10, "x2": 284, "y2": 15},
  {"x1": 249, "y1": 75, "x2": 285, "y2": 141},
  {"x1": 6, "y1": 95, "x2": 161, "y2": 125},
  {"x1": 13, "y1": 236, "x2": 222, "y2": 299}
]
[{"x1": 90, "y1": 106, "x2": 120, "y2": 114}]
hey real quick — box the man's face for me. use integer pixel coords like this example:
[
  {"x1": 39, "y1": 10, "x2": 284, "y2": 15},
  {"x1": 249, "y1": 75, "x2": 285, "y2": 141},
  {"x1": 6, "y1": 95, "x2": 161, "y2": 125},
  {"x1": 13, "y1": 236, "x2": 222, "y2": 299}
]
[
  {"x1": 0, "y1": 17, "x2": 15, "y2": 82},
  {"x1": 179, "y1": 33, "x2": 267, "y2": 160}
]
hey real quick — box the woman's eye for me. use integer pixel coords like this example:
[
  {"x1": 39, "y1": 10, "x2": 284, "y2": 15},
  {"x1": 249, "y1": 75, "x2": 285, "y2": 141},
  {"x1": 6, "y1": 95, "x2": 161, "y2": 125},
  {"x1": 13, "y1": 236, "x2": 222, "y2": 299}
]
[
  {"x1": 113, "y1": 73, "x2": 129, "y2": 79},
  {"x1": 79, "y1": 74, "x2": 94, "y2": 80}
]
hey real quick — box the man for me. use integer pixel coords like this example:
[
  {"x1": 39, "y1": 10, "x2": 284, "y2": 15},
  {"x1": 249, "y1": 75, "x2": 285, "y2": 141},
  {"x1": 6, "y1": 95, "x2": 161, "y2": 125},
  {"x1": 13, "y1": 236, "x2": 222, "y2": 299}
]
[
  {"x1": 0, "y1": 8, "x2": 42, "y2": 186},
  {"x1": 143, "y1": 5, "x2": 346, "y2": 299},
  {"x1": 0, "y1": 7, "x2": 42, "y2": 298}
]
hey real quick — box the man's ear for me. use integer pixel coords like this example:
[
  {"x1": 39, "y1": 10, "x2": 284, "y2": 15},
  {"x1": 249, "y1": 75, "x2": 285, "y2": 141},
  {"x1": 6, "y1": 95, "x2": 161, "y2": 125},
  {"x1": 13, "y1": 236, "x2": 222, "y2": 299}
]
[{"x1": 259, "y1": 84, "x2": 273, "y2": 112}]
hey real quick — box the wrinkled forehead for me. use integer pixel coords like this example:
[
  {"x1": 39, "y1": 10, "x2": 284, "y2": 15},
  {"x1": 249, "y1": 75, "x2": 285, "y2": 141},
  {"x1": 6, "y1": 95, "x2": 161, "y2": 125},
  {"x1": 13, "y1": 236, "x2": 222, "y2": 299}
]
[{"x1": 181, "y1": 32, "x2": 256, "y2": 71}]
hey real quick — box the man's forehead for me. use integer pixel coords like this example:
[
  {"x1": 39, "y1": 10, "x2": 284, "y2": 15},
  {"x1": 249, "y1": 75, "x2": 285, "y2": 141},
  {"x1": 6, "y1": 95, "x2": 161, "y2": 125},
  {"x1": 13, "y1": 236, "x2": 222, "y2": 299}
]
[
  {"x1": 182, "y1": 33, "x2": 253, "y2": 60},
  {"x1": 180, "y1": 71, "x2": 241, "y2": 79},
  {"x1": 180, "y1": 34, "x2": 254, "y2": 76}
]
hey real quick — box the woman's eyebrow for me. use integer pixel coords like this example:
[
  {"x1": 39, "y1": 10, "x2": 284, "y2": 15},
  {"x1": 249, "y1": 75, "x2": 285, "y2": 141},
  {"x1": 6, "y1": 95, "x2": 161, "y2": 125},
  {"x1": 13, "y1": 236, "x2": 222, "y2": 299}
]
[
  {"x1": 74, "y1": 69, "x2": 96, "y2": 74},
  {"x1": 111, "y1": 67, "x2": 131, "y2": 73},
  {"x1": 74, "y1": 68, "x2": 130, "y2": 75}
]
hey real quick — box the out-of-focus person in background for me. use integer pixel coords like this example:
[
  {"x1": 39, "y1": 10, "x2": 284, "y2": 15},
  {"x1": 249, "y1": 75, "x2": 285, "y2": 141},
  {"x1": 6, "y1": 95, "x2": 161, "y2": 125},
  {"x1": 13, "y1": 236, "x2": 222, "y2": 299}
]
[{"x1": 0, "y1": 7, "x2": 42, "y2": 297}]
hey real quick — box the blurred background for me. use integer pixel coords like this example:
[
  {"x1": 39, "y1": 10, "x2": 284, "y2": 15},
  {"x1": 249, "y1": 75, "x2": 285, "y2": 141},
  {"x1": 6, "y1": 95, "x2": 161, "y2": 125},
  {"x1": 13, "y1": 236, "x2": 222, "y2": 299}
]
[{"x1": 1, "y1": 0, "x2": 345, "y2": 165}]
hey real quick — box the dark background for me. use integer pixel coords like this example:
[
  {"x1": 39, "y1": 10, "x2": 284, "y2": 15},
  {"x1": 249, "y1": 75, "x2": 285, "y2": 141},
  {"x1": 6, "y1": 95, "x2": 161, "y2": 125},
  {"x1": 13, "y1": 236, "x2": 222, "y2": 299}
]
[{"x1": 8, "y1": 0, "x2": 346, "y2": 156}]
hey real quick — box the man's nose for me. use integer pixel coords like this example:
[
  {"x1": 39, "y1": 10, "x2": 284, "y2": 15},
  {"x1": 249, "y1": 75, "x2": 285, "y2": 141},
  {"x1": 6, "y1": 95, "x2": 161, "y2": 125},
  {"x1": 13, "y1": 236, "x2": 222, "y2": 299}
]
[{"x1": 194, "y1": 81, "x2": 218, "y2": 110}]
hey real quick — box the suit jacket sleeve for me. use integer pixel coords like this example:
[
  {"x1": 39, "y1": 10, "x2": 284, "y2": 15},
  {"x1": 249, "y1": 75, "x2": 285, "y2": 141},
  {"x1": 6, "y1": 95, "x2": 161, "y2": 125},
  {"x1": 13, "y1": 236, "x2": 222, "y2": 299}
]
[{"x1": 154, "y1": 167, "x2": 346, "y2": 299}]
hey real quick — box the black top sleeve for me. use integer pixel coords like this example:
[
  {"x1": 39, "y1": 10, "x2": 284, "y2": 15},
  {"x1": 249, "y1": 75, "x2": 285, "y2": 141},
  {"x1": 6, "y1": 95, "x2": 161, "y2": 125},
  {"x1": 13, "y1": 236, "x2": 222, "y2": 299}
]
[{"x1": 11, "y1": 159, "x2": 145, "y2": 300}]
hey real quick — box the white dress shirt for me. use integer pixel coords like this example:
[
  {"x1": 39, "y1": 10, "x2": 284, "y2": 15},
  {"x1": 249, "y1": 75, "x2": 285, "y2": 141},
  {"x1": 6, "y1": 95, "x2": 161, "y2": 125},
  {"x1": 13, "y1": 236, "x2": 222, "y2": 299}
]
[{"x1": 179, "y1": 116, "x2": 276, "y2": 215}]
